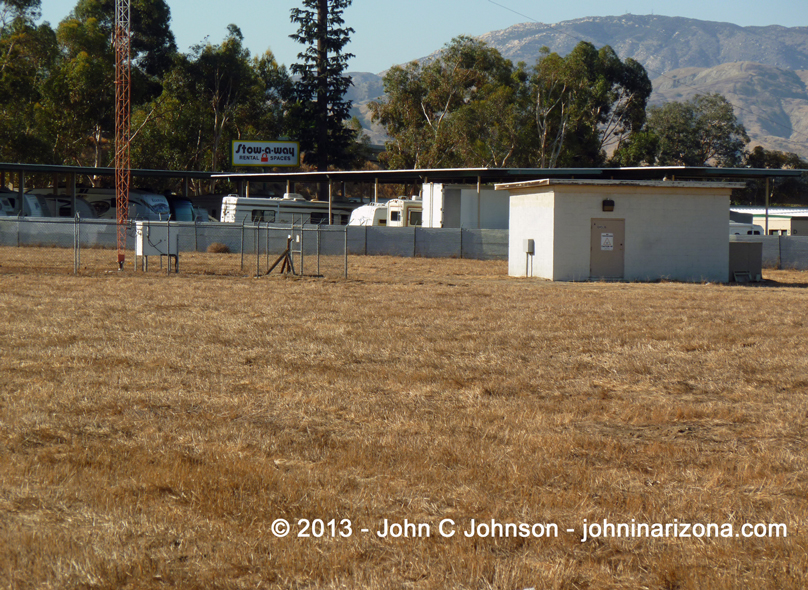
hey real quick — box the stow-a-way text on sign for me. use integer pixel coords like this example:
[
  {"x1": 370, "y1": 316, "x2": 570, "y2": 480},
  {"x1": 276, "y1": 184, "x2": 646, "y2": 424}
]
[{"x1": 232, "y1": 141, "x2": 300, "y2": 167}]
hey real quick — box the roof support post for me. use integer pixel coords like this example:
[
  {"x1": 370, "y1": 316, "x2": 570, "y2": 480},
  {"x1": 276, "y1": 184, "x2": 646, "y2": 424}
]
[
  {"x1": 16, "y1": 171, "x2": 25, "y2": 216},
  {"x1": 69, "y1": 173, "x2": 76, "y2": 218},
  {"x1": 765, "y1": 177, "x2": 770, "y2": 235},
  {"x1": 477, "y1": 175, "x2": 481, "y2": 229}
]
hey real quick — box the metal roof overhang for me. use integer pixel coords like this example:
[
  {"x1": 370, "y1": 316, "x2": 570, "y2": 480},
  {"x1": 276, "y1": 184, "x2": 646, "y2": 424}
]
[
  {"x1": 2, "y1": 163, "x2": 802, "y2": 184},
  {"x1": 0, "y1": 162, "x2": 215, "y2": 180},
  {"x1": 212, "y1": 166, "x2": 806, "y2": 185}
]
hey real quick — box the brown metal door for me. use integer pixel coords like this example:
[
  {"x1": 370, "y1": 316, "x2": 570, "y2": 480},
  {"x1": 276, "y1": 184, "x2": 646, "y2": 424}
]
[{"x1": 590, "y1": 218, "x2": 625, "y2": 279}]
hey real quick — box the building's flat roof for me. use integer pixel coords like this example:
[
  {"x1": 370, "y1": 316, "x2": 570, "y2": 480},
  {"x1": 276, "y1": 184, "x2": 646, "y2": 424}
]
[{"x1": 495, "y1": 179, "x2": 747, "y2": 190}]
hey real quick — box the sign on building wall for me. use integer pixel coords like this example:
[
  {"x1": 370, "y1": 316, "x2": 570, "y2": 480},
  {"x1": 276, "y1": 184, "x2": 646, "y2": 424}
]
[{"x1": 232, "y1": 140, "x2": 300, "y2": 167}]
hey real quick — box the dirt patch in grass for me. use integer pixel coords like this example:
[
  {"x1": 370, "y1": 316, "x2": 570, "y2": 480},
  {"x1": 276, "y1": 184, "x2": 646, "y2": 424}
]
[{"x1": 0, "y1": 252, "x2": 806, "y2": 589}]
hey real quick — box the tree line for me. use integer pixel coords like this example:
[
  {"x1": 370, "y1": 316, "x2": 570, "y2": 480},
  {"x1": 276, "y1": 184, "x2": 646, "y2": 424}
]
[
  {"x1": 1, "y1": 0, "x2": 806, "y2": 202},
  {"x1": 0, "y1": 0, "x2": 364, "y2": 193}
]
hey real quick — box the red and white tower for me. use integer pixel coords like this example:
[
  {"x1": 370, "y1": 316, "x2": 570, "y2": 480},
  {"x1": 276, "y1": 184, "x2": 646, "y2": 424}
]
[{"x1": 114, "y1": 0, "x2": 131, "y2": 269}]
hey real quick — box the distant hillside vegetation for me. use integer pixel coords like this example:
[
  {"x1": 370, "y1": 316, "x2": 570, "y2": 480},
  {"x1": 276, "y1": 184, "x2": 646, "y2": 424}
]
[{"x1": 651, "y1": 63, "x2": 808, "y2": 156}]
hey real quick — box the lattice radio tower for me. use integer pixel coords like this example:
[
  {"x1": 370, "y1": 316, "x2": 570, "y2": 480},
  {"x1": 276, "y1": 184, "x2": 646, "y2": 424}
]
[{"x1": 114, "y1": 0, "x2": 131, "y2": 269}]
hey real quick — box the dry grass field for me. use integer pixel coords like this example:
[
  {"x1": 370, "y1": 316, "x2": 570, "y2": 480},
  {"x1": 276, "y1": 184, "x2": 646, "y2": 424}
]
[{"x1": 0, "y1": 249, "x2": 807, "y2": 589}]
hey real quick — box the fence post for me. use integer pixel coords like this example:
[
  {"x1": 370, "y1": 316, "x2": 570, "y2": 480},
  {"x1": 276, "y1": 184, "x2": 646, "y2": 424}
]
[
  {"x1": 344, "y1": 225, "x2": 348, "y2": 279},
  {"x1": 166, "y1": 218, "x2": 171, "y2": 275},
  {"x1": 460, "y1": 228, "x2": 464, "y2": 259},
  {"x1": 240, "y1": 219, "x2": 246, "y2": 271},
  {"x1": 778, "y1": 234, "x2": 783, "y2": 270},
  {"x1": 255, "y1": 221, "x2": 260, "y2": 278},
  {"x1": 300, "y1": 225, "x2": 305, "y2": 277},
  {"x1": 194, "y1": 217, "x2": 198, "y2": 252},
  {"x1": 265, "y1": 222, "x2": 270, "y2": 274},
  {"x1": 73, "y1": 214, "x2": 80, "y2": 275},
  {"x1": 317, "y1": 226, "x2": 321, "y2": 277}
]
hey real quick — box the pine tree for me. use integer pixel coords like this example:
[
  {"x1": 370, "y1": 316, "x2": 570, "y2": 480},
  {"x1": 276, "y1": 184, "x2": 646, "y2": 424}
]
[{"x1": 289, "y1": 0, "x2": 355, "y2": 172}]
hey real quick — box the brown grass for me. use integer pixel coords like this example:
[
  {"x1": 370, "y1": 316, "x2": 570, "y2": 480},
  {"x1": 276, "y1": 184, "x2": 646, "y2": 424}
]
[{"x1": 0, "y1": 249, "x2": 806, "y2": 589}]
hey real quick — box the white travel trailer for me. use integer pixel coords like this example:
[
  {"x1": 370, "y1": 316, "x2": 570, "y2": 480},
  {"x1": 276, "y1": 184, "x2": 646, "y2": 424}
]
[
  {"x1": 220, "y1": 193, "x2": 356, "y2": 225},
  {"x1": 348, "y1": 202, "x2": 388, "y2": 226},
  {"x1": 1, "y1": 193, "x2": 47, "y2": 217},
  {"x1": 0, "y1": 195, "x2": 14, "y2": 216},
  {"x1": 348, "y1": 198, "x2": 423, "y2": 227},
  {"x1": 729, "y1": 222, "x2": 764, "y2": 235}
]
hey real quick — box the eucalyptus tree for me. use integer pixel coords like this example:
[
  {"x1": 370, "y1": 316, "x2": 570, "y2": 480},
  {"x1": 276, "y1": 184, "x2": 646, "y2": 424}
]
[
  {"x1": 130, "y1": 27, "x2": 293, "y2": 188},
  {"x1": 370, "y1": 36, "x2": 527, "y2": 170},
  {"x1": 33, "y1": 0, "x2": 176, "y2": 168},
  {"x1": 0, "y1": 0, "x2": 58, "y2": 163},
  {"x1": 529, "y1": 42, "x2": 652, "y2": 168},
  {"x1": 644, "y1": 93, "x2": 750, "y2": 167},
  {"x1": 371, "y1": 38, "x2": 652, "y2": 170}
]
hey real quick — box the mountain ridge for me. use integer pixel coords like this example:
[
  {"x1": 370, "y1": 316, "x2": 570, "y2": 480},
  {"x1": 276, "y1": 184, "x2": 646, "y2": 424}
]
[{"x1": 348, "y1": 15, "x2": 808, "y2": 159}]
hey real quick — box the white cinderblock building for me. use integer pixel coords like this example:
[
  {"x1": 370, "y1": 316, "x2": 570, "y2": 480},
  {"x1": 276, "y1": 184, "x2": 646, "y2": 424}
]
[{"x1": 497, "y1": 179, "x2": 744, "y2": 283}]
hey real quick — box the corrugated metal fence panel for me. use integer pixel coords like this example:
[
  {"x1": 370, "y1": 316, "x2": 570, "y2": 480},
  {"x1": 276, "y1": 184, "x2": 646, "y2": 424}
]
[
  {"x1": 346, "y1": 226, "x2": 367, "y2": 256},
  {"x1": 194, "y1": 222, "x2": 243, "y2": 253},
  {"x1": 366, "y1": 227, "x2": 416, "y2": 257},
  {"x1": 415, "y1": 228, "x2": 461, "y2": 258},
  {"x1": 310, "y1": 227, "x2": 347, "y2": 256},
  {"x1": 0, "y1": 218, "x2": 17, "y2": 246},
  {"x1": 780, "y1": 236, "x2": 808, "y2": 270},
  {"x1": 461, "y1": 229, "x2": 509, "y2": 260},
  {"x1": 81, "y1": 219, "x2": 121, "y2": 248}
]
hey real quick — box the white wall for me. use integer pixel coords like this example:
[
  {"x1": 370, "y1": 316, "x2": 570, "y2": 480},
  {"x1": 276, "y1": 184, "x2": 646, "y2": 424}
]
[
  {"x1": 507, "y1": 182, "x2": 733, "y2": 282},
  {"x1": 508, "y1": 192, "x2": 555, "y2": 278}
]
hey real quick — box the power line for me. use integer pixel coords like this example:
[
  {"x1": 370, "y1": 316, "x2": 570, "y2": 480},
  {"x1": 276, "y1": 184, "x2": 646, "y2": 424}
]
[{"x1": 484, "y1": 0, "x2": 808, "y2": 147}]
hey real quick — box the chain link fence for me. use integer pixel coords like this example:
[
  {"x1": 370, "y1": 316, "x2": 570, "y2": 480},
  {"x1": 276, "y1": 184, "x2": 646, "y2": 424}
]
[{"x1": 0, "y1": 217, "x2": 348, "y2": 278}]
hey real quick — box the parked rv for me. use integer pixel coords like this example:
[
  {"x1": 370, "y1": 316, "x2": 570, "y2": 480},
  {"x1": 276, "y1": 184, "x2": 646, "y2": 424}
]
[
  {"x1": 0, "y1": 195, "x2": 13, "y2": 216},
  {"x1": 31, "y1": 194, "x2": 97, "y2": 218},
  {"x1": 220, "y1": 193, "x2": 356, "y2": 225},
  {"x1": 26, "y1": 187, "x2": 170, "y2": 220},
  {"x1": 1, "y1": 193, "x2": 47, "y2": 216},
  {"x1": 348, "y1": 202, "x2": 388, "y2": 226},
  {"x1": 348, "y1": 198, "x2": 423, "y2": 227},
  {"x1": 86, "y1": 189, "x2": 171, "y2": 221}
]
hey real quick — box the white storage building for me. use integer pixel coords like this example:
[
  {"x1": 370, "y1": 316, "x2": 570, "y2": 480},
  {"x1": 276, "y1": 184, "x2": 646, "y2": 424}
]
[
  {"x1": 498, "y1": 179, "x2": 745, "y2": 282},
  {"x1": 421, "y1": 183, "x2": 509, "y2": 229}
]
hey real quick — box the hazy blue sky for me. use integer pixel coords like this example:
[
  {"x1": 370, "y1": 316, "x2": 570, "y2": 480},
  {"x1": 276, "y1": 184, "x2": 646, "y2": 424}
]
[{"x1": 38, "y1": 0, "x2": 808, "y2": 73}]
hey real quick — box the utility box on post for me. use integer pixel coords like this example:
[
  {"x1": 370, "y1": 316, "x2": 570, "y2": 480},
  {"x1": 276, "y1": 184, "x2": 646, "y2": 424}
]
[{"x1": 136, "y1": 221, "x2": 179, "y2": 272}]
